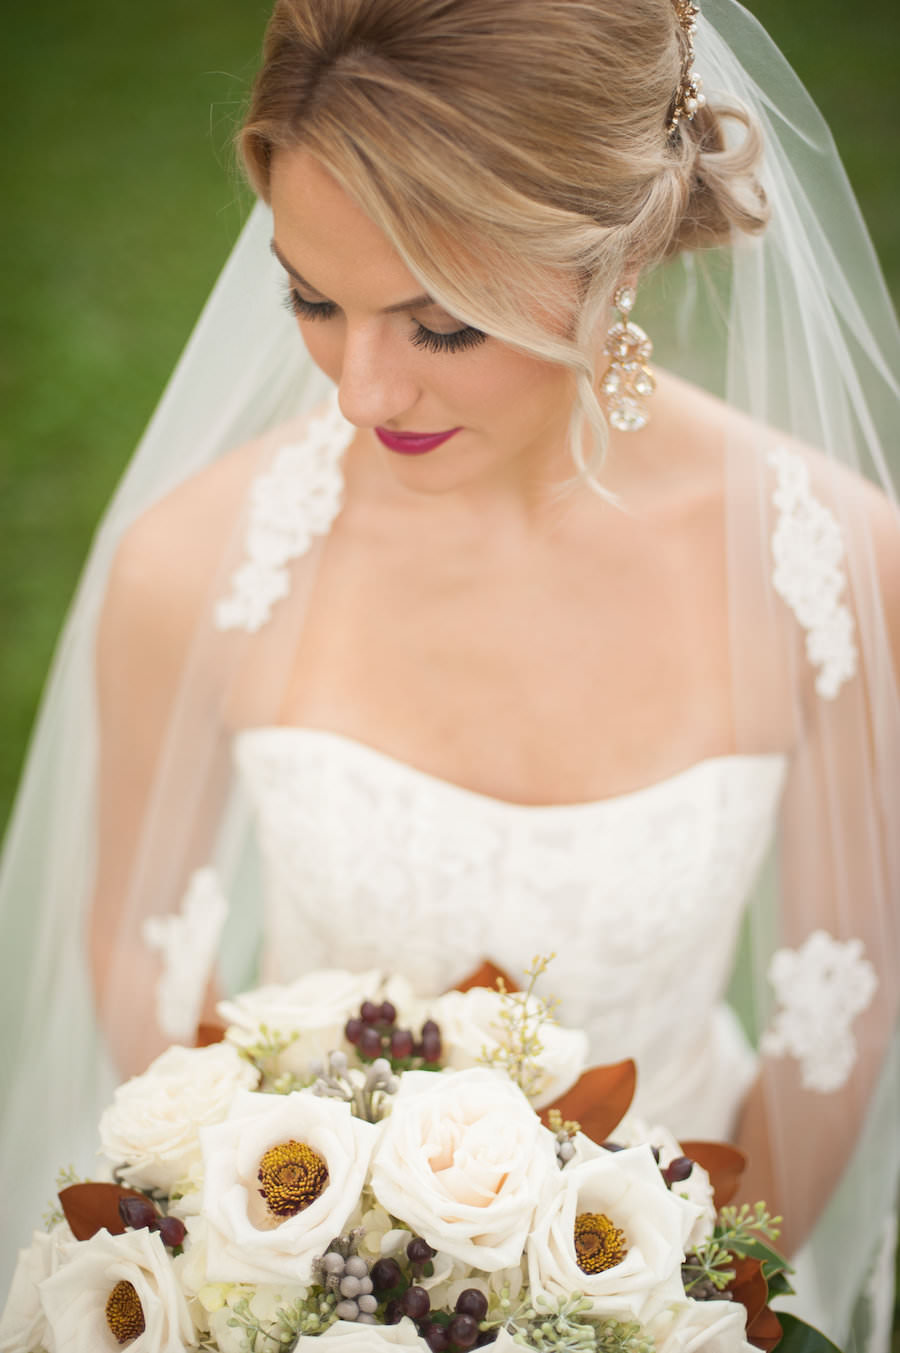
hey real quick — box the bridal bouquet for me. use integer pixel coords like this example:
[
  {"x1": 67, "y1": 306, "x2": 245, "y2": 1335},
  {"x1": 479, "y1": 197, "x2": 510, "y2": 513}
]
[{"x1": 1, "y1": 960, "x2": 834, "y2": 1353}]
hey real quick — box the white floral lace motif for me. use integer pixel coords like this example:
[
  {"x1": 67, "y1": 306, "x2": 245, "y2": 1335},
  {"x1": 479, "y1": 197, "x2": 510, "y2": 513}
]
[
  {"x1": 768, "y1": 445, "x2": 857, "y2": 700},
  {"x1": 142, "y1": 867, "x2": 228, "y2": 1040},
  {"x1": 215, "y1": 395, "x2": 352, "y2": 633},
  {"x1": 761, "y1": 929, "x2": 877, "y2": 1093}
]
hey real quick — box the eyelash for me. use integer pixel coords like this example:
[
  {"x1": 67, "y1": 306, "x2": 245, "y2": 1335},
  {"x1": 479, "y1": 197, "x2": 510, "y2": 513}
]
[{"x1": 281, "y1": 285, "x2": 488, "y2": 356}]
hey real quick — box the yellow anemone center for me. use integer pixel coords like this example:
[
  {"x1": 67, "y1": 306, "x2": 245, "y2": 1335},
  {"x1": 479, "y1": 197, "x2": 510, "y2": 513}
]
[
  {"x1": 257, "y1": 1139, "x2": 329, "y2": 1217},
  {"x1": 105, "y1": 1280, "x2": 146, "y2": 1345},
  {"x1": 574, "y1": 1211, "x2": 628, "y2": 1274}
]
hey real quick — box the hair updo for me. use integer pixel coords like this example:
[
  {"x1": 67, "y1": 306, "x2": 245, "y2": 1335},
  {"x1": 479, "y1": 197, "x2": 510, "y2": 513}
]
[{"x1": 241, "y1": 0, "x2": 768, "y2": 481}]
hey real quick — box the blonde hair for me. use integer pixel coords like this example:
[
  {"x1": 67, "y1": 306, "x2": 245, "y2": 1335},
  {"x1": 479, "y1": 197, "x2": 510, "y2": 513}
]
[{"x1": 241, "y1": 0, "x2": 768, "y2": 486}]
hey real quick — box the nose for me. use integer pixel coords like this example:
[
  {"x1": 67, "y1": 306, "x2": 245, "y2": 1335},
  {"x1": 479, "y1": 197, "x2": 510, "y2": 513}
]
[{"x1": 336, "y1": 320, "x2": 420, "y2": 429}]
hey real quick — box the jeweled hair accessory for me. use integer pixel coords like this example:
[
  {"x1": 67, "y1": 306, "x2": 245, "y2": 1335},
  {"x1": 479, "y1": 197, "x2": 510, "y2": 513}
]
[{"x1": 666, "y1": 0, "x2": 706, "y2": 137}]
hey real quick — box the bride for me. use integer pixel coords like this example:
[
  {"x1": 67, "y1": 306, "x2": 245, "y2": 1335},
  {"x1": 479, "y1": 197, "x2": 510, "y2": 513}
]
[{"x1": 1, "y1": 0, "x2": 898, "y2": 1346}]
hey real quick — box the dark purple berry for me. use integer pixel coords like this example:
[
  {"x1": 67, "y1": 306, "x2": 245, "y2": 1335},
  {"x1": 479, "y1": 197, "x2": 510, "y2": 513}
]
[
  {"x1": 664, "y1": 1156, "x2": 694, "y2": 1185},
  {"x1": 370, "y1": 1258, "x2": 402, "y2": 1292},
  {"x1": 384, "y1": 1299, "x2": 403, "y2": 1325},
  {"x1": 400, "y1": 1286, "x2": 431, "y2": 1321},
  {"x1": 421, "y1": 1029, "x2": 442, "y2": 1063},
  {"x1": 118, "y1": 1196, "x2": 158, "y2": 1231},
  {"x1": 359, "y1": 1026, "x2": 384, "y2": 1059},
  {"x1": 345, "y1": 1016, "x2": 364, "y2": 1045},
  {"x1": 476, "y1": 1333, "x2": 498, "y2": 1347},
  {"x1": 448, "y1": 1314, "x2": 480, "y2": 1349},
  {"x1": 390, "y1": 1028, "x2": 415, "y2": 1059},
  {"x1": 380, "y1": 1001, "x2": 397, "y2": 1025},
  {"x1": 156, "y1": 1215, "x2": 186, "y2": 1247},
  {"x1": 407, "y1": 1237, "x2": 437, "y2": 1265},
  {"x1": 421, "y1": 1019, "x2": 440, "y2": 1037},
  {"x1": 455, "y1": 1289, "x2": 488, "y2": 1322},
  {"x1": 360, "y1": 1000, "x2": 381, "y2": 1024},
  {"x1": 424, "y1": 1324, "x2": 451, "y2": 1351}
]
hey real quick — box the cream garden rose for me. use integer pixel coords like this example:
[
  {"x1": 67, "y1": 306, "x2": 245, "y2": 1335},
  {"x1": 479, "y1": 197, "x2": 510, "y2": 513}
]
[
  {"x1": 37, "y1": 1227, "x2": 193, "y2": 1353},
  {"x1": 200, "y1": 1088, "x2": 378, "y2": 1285},
  {"x1": 219, "y1": 969, "x2": 397, "y2": 1078},
  {"x1": 429, "y1": 987, "x2": 587, "y2": 1109},
  {"x1": 0, "y1": 1223, "x2": 72, "y2": 1353},
  {"x1": 649, "y1": 1296, "x2": 754, "y2": 1353},
  {"x1": 98, "y1": 1042, "x2": 258, "y2": 1194},
  {"x1": 527, "y1": 1145, "x2": 701, "y2": 1324},
  {"x1": 370, "y1": 1067, "x2": 557, "y2": 1271}
]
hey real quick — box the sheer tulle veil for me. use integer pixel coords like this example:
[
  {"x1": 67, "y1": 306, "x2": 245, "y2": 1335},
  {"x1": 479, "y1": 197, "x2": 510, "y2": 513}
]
[{"x1": 1, "y1": 2, "x2": 898, "y2": 1345}]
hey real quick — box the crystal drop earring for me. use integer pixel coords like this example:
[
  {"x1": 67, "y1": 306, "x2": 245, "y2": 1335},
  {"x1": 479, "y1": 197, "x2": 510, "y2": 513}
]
[{"x1": 600, "y1": 285, "x2": 656, "y2": 432}]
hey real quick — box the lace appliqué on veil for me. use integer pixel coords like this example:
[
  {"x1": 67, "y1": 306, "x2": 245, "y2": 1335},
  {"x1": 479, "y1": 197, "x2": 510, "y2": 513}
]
[
  {"x1": 761, "y1": 929, "x2": 877, "y2": 1092},
  {"x1": 768, "y1": 446, "x2": 857, "y2": 700},
  {"x1": 215, "y1": 395, "x2": 352, "y2": 633},
  {"x1": 142, "y1": 868, "x2": 228, "y2": 1041}
]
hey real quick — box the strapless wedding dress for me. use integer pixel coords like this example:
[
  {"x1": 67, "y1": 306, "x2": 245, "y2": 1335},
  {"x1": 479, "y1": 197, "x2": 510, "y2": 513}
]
[{"x1": 235, "y1": 725, "x2": 787, "y2": 1140}]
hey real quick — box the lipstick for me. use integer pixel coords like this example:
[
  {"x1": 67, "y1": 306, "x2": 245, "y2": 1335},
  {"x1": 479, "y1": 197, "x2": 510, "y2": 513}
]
[{"x1": 375, "y1": 426, "x2": 461, "y2": 455}]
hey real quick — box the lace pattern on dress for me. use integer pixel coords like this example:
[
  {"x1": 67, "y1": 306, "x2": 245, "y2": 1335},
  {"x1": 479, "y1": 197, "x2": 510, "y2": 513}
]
[
  {"x1": 761, "y1": 929, "x2": 877, "y2": 1092},
  {"x1": 142, "y1": 867, "x2": 228, "y2": 1040},
  {"x1": 215, "y1": 394, "x2": 352, "y2": 633},
  {"x1": 768, "y1": 445, "x2": 857, "y2": 700}
]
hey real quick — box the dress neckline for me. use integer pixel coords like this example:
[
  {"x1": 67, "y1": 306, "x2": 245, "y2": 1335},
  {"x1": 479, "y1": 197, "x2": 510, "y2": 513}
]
[{"x1": 235, "y1": 725, "x2": 788, "y2": 815}]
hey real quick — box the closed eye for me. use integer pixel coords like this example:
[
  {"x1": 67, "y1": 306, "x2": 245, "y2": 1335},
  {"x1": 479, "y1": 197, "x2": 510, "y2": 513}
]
[{"x1": 282, "y1": 284, "x2": 488, "y2": 356}]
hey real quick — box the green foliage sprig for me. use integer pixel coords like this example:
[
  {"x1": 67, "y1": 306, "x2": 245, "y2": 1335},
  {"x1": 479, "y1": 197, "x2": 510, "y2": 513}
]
[{"x1": 480, "y1": 953, "x2": 559, "y2": 1099}]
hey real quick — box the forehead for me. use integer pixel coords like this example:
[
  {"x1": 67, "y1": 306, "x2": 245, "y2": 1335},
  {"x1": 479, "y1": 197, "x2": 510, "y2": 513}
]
[{"x1": 269, "y1": 147, "x2": 419, "y2": 303}]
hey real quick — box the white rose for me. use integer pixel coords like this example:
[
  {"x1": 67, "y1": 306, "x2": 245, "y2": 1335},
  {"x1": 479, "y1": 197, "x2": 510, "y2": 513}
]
[
  {"x1": 201, "y1": 1088, "x2": 378, "y2": 1284},
  {"x1": 99, "y1": 1042, "x2": 258, "y2": 1194},
  {"x1": 219, "y1": 970, "x2": 388, "y2": 1078},
  {"x1": 370, "y1": 1067, "x2": 557, "y2": 1272},
  {"x1": 527, "y1": 1145, "x2": 696, "y2": 1323},
  {"x1": 0, "y1": 1224, "x2": 72, "y2": 1353},
  {"x1": 296, "y1": 1318, "x2": 430, "y2": 1349},
  {"x1": 649, "y1": 1298, "x2": 753, "y2": 1353},
  {"x1": 38, "y1": 1227, "x2": 193, "y2": 1353},
  {"x1": 431, "y1": 988, "x2": 588, "y2": 1109},
  {"x1": 610, "y1": 1116, "x2": 717, "y2": 1250}
]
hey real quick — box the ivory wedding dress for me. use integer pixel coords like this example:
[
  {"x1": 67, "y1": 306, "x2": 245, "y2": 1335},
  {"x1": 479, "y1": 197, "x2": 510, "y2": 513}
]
[{"x1": 236, "y1": 727, "x2": 785, "y2": 1142}]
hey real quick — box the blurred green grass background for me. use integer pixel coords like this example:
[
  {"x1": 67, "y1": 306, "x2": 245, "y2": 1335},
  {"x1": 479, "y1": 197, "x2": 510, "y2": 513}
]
[{"x1": 1, "y1": 0, "x2": 898, "y2": 1336}]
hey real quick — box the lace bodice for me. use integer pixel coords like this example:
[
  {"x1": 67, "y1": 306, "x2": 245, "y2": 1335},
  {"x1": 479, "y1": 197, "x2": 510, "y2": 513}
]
[{"x1": 235, "y1": 727, "x2": 787, "y2": 1137}]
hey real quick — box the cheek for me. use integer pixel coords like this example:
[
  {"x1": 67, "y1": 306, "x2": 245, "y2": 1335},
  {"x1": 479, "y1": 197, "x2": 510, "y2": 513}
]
[{"x1": 466, "y1": 350, "x2": 572, "y2": 429}]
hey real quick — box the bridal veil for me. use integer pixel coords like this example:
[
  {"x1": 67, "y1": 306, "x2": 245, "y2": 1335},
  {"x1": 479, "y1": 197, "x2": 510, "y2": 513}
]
[{"x1": 1, "y1": 2, "x2": 898, "y2": 1346}]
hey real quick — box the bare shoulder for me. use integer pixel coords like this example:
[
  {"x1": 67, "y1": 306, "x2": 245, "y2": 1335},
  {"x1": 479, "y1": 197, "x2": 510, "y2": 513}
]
[{"x1": 100, "y1": 435, "x2": 269, "y2": 656}]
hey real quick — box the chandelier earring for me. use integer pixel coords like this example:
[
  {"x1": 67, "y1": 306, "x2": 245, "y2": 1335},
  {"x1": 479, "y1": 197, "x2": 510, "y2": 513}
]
[{"x1": 600, "y1": 285, "x2": 656, "y2": 432}]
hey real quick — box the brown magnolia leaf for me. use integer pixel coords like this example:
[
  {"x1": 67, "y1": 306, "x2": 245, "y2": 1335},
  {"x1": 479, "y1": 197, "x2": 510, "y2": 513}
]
[
  {"x1": 730, "y1": 1256, "x2": 769, "y2": 1326},
  {"x1": 451, "y1": 958, "x2": 519, "y2": 994},
  {"x1": 59, "y1": 1183, "x2": 150, "y2": 1241},
  {"x1": 747, "y1": 1306, "x2": 783, "y2": 1353},
  {"x1": 679, "y1": 1140, "x2": 747, "y2": 1208},
  {"x1": 730, "y1": 1257, "x2": 783, "y2": 1352},
  {"x1": 195, "y1": 1021, "x2": 226, "y2": 1047},
  {"x1": 539, "y1": 1059, "x2": 637, "y2": 1143}
]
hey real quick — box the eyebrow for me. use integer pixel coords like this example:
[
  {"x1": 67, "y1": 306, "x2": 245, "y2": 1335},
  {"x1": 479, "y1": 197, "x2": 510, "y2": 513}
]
[{"x1": 270, "y1": 240, "x2": 434, "y2": 314}]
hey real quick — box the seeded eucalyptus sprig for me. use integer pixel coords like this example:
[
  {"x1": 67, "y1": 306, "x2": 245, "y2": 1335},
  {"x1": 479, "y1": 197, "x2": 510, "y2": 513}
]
[
  {"x1": 226, "y1": 1288, "x2": 338, "y2": 1350},
  {"x1": 494, "y1": 1292, "x2": 654, "y2": 1352}
]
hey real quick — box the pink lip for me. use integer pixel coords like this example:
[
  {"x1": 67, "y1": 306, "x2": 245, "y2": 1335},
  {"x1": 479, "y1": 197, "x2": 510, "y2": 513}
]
[{"x1": 375, "y1": 426, "x2": 461, "y2": 455}]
